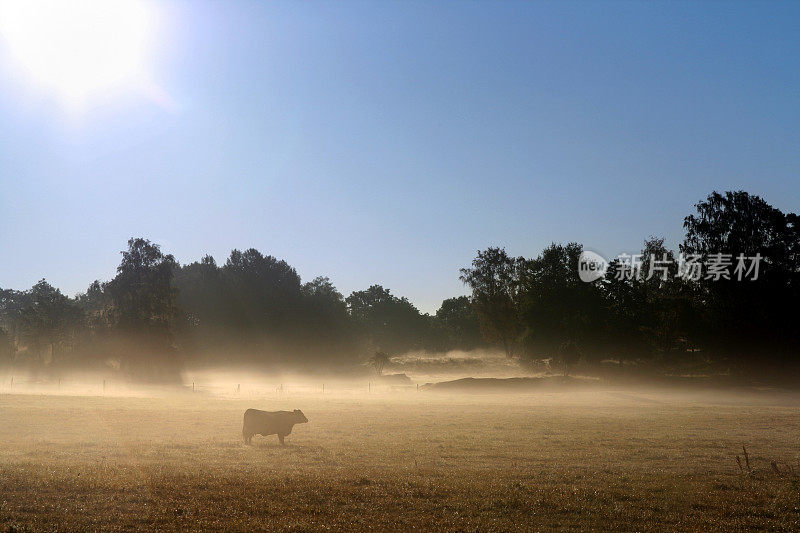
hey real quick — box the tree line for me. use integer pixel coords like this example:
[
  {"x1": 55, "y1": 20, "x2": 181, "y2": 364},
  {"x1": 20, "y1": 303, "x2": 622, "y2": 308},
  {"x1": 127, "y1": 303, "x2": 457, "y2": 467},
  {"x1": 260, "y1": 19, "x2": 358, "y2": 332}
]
[
  {"x1": 0, "y1": 190, "x2": 798, "y2": 381},
  {"x1": 460, "y1": 190, "x2": 799, "y2": 375},
  {"x1": 0, "y1": 244, "x2": 484, "y2": 381}
]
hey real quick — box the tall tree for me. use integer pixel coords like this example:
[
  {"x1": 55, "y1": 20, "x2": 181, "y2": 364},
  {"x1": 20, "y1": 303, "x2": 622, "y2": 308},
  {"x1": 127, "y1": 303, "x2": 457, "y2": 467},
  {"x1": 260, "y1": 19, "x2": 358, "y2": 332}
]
[
  {"x1": 296, "y1": 276, "x2": 355, "y2": 357},
  {"x1": 0, "y1": 288, "x2": 27, "y2": 349},
  {"x1": 682, "y1": 191, "x2": 800, "y2": 368},
  {"x1": 516, "y1": 243, "x2": 605, "y2": 360},
  {"x1": 433, "y1": 296, "x2": 484, "y2": 351},
  {"x1": 346, "y1": 285, "x2": 427, "y2": 356},
  {"x1": 222, "y1": 248, "x2": 302, "y2": 335},
  {"x1": 106, "y1": 238, "x2": 179, "y2": 379},
  {"x1": 0, "y1": 327, "x2": 14, "y2": 365},
  {"x1": 19, "y1": 279, "x2": 82, "y2": 366},
  {"x1": 301, "y1": 276, "x2": 350, "y2": 337},
  {"x1": 636, "y1": 237, "x2": 697, "y2": 358},
  {"x1": 459, "y1": 248, "x2": 521, "y2": 357}
]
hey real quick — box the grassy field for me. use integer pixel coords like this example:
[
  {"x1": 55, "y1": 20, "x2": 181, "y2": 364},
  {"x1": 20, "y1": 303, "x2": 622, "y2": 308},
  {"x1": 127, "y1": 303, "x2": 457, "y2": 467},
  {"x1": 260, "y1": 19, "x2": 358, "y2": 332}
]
[{"x1": 1, "y1": 386, "x2": 799, "y2": 531}]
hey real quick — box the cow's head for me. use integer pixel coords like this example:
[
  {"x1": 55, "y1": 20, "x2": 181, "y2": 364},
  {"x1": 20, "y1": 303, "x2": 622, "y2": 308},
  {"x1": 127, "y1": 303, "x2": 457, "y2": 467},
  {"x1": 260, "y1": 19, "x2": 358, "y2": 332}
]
[{"x1": 293, "y1": 409, "x2": 308, "y2": 423}]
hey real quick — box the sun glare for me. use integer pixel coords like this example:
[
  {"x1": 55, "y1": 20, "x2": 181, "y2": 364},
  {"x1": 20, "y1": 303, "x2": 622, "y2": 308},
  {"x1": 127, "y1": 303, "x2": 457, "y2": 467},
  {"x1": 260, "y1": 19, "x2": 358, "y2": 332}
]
[{"x1": 0, "y1": 0, "x2": 155, "y2": 104}]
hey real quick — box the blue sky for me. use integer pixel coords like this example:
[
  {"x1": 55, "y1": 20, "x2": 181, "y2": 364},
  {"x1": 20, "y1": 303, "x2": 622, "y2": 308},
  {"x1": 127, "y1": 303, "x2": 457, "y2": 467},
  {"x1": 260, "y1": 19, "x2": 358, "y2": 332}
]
[{"x1": 1, "y1": 0, "x2": 799, "y2": 313}]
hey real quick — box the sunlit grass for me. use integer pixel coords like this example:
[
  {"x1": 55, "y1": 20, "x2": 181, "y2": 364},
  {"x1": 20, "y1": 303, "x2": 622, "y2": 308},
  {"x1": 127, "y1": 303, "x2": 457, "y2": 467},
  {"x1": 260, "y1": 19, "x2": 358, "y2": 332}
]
[{"x1": 1, "y1": 389, "x2": 799, "y2": 530}]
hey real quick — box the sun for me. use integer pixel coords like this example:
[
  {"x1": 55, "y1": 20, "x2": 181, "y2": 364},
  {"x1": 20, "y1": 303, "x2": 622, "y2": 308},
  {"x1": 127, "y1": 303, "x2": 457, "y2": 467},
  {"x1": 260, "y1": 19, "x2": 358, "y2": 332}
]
[{"x1": 0, "y1": 0, "x2": 156, "y2": 104}]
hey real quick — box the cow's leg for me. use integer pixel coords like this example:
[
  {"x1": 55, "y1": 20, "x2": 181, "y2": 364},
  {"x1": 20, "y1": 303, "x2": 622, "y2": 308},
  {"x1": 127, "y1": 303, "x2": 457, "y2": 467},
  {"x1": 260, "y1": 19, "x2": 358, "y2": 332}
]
[{"x1": 278, "y1": 434, "x2": 285, "y2": 446}]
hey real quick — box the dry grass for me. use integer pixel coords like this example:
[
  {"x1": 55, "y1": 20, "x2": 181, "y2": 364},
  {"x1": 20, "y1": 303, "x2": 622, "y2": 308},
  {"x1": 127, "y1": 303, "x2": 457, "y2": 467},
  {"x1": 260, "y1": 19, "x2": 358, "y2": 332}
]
[{"x1": 1, "y1": 388, "x2": 799, "y2": 531}]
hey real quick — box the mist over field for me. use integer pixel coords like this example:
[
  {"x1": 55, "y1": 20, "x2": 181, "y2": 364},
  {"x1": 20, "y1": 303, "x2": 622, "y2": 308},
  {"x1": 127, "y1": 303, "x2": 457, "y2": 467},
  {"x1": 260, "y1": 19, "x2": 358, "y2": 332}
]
[{"x1": 2, "y1": 374, "x2": 800, "y2": 531}]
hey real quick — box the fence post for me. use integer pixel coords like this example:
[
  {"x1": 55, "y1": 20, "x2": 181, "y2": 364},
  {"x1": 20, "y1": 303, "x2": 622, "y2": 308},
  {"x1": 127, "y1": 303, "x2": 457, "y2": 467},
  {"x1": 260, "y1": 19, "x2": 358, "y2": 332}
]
[{"x1": 103, "y1": 379, "x2": 106, "y2": 394}]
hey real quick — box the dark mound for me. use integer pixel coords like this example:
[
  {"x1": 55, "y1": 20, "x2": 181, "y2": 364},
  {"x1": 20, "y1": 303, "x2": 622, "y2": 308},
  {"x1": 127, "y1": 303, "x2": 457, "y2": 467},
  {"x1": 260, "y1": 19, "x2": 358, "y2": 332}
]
[{"x1": 420, "y1": 376, "x2": 595, "y2": 392}]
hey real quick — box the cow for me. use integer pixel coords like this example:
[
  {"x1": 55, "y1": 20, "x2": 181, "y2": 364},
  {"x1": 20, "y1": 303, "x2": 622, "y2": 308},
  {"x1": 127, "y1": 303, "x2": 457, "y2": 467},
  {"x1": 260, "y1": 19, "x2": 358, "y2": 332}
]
[{"x1": 242, "y1": 408, "x2": 308, "y2": 445}]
